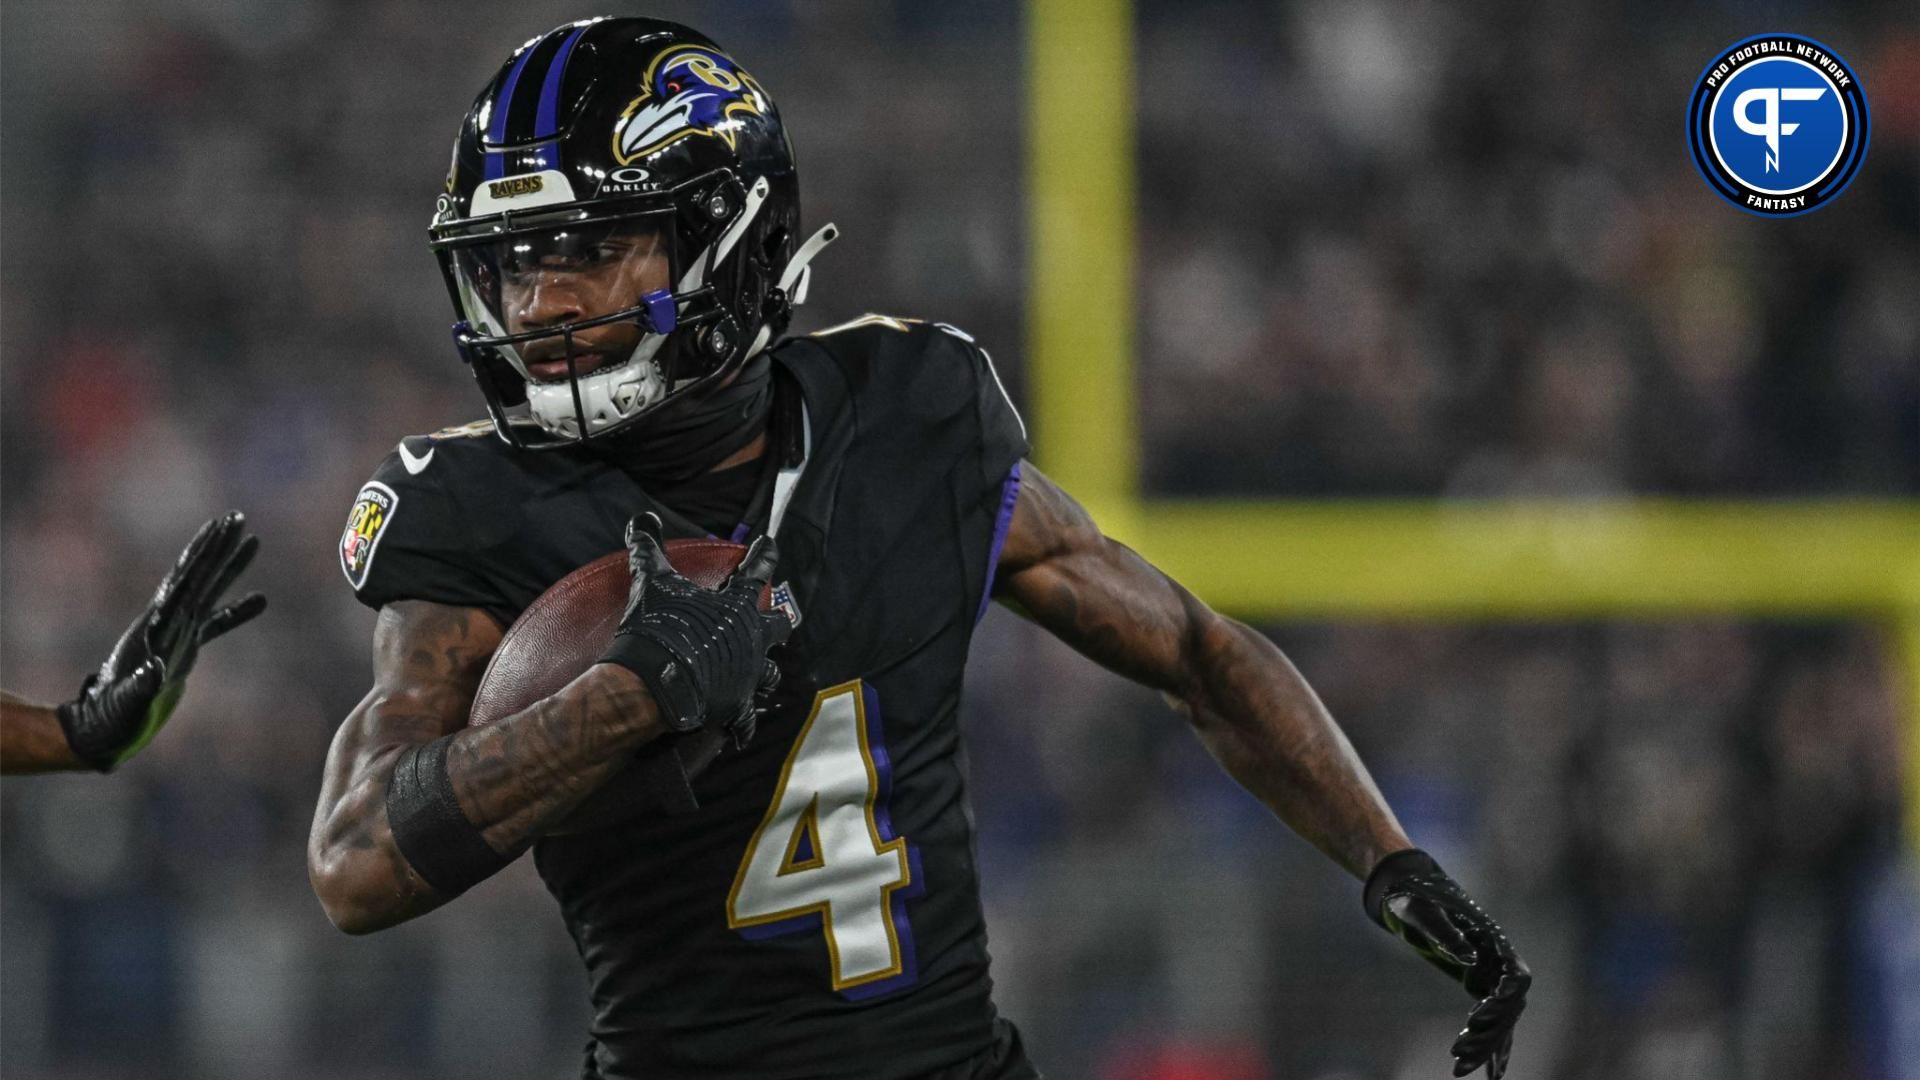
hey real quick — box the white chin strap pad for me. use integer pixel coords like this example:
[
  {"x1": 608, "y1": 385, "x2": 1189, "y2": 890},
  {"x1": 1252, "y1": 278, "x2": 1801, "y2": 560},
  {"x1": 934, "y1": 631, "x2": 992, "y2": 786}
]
[{"x1": 524, "y1": 354, "x2": 669, "y2": 439}]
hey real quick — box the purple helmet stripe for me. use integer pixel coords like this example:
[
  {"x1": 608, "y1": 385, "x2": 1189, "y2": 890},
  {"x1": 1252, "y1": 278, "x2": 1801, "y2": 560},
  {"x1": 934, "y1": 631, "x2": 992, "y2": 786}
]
[
  {"x1": 531, "y1": 24, "x2": 589, "y2": 174},
  {"x1": 536, "y1": 25, "x2": 589, "y2": 138},
  {"x1": 483, "y1": 40, "x2": 542, "y2": 180},
  {"x1": 489, "y1": 40, "x2": 541, "y2": 144}
]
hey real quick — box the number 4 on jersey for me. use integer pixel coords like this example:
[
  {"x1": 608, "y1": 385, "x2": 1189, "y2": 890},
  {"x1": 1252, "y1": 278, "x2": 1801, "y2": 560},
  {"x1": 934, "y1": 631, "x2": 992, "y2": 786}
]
[{"x1": 727, "y1": 681, "x2": 917, "y2": 993}]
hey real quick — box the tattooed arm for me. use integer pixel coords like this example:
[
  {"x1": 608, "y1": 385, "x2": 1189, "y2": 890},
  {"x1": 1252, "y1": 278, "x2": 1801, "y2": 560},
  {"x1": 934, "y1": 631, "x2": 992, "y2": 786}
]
[
  {"x1": 995, "y1": 465, "x2": 1533, "y2": 1078},
  {"x1": 307, "y1": 600, "x2": 663, "y2": 933},
  {"x1": 993, "y1": 464, "x2": 1410, "y2": 877}
]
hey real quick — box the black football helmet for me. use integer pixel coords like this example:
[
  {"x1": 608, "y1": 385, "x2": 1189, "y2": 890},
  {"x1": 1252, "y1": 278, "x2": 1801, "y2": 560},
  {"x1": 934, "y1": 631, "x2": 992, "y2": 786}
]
[{"x1": 429, "y1": 17, "x2": 836, "y2": 447}]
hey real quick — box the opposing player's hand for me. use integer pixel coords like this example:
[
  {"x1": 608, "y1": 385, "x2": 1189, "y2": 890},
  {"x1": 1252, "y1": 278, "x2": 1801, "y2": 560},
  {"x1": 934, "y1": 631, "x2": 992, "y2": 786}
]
[
  {"x1": 1365, "y1": 849, "x2": 1531, "y2": 1079},
  {"x1": 600, "y1": 513, "x2": 792, "y2": 742},
  {"x1": 56, "y1": 511, "x2": 267, "y2": 772}
]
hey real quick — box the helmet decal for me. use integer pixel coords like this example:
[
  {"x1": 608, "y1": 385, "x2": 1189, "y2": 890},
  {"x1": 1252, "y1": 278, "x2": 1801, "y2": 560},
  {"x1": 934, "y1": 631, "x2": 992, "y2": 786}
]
[
  {"x1": 612, "y1": 47, "x2": 769, "y2": 164},
  {"x1": 433, "y1": 18, "x2": 817, "y2": 450}
]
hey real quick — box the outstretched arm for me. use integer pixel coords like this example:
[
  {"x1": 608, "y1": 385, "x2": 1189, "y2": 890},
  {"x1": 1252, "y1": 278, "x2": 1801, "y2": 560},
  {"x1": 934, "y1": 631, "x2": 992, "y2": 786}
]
[
  {"x1": 993, "y1": 464, "x2": 1529, "y2": 1078},
  {"x1": 307, "y1": 601, "x2": 662, "y2": 934},
  {"x1": 992, "y1": 465, "x2": 1408, "y2": 876},
  {"x1": 4, "y1": 512, "x2": 266, "y2": 777},
  {"x1": 1, "y1": 693, "x2": 86, "y2": 773}
]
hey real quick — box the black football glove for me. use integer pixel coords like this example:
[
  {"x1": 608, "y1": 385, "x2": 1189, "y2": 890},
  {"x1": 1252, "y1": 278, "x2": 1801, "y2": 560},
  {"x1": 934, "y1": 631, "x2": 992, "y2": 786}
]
[
  {"x1": 599, "y1": 513, "x2": 792, "y2": 742},
  {"x1": 56, "y1": 511, "x2": 267, "y2": 772},
  {"x1": 1365, "y1": 849, "x2": 1532, "y2": 1079}
]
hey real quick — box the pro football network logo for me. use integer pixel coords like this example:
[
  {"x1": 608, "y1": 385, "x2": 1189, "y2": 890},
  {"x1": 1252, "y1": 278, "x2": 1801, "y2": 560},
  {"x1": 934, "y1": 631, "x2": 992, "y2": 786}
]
[
  {"x1": 339, "y1": 482, "x2": 398, "y2": 591},
  {"x1": 1687, "y1": 35, "x2": 1869, "y2": 217},
  {"x1": 612, "y1": 47, "x2": 769, "y2": 165}
]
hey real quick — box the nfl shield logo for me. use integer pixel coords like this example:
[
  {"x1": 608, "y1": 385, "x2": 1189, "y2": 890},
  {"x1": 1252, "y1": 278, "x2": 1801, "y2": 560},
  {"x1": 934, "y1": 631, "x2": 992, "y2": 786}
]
[{"x1": 770, "y1": 581, "x2": 802, "y2": 628}]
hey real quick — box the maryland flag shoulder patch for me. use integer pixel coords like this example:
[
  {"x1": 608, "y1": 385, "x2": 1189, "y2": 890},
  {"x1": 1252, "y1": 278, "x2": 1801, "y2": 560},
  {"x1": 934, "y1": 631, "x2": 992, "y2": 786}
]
[{"x1": 339, "y1": 481, "x2": 398, "y2": 591}]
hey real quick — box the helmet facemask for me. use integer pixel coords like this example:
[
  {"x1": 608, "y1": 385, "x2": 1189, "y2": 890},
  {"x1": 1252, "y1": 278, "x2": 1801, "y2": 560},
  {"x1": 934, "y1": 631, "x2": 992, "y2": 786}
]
[
  {"x1": 432, "y1": 172, "x2": 786, "y2": 447},
  {"x1": 430, "y1": 19, "x2": 837, "y2": 449}
]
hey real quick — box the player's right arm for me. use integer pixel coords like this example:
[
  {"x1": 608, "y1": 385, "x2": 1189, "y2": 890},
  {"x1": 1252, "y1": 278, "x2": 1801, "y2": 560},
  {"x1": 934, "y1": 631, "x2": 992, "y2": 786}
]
[
  {"x1": 308, "y1": 517, "x2": 790, "y2": 934},
  {"x1": 307, "y1": 600, "x2": 662, "y2": 934}
]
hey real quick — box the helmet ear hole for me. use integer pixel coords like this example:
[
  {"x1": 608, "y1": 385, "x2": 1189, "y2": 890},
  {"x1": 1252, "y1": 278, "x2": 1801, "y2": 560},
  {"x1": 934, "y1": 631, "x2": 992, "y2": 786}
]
[{"x1": 758, "y1": 225, "x2": 790, "y2": 269}]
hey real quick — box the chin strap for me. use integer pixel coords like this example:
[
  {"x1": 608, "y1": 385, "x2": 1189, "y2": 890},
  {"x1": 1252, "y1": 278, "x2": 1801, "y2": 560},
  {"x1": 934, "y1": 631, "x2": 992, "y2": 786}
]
[
  {"x1": 779, "y1": 222, "x2": 839, "y2": 300},
  {"x1": 747, "y1": 222, "x2": 840, "y2": 359}
]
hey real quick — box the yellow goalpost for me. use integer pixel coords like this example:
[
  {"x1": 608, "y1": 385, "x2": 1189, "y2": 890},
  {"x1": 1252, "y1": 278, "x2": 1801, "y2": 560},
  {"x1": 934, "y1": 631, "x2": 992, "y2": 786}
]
[{"x1": 1025, "y1": 0, "x2": 1920, "y2": 849}]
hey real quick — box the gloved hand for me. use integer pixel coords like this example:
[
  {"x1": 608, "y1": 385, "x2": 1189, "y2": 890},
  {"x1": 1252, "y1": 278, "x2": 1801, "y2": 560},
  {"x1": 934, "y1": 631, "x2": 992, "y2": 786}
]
[
  {"x1": 599, "y1": 513, "x2": 792, "y2": 741},
  {"x1": 1365, "y1": 848, "x2": 1532, "y2": 1078},
  {"x1": 57, "y1": 512, "x2": 267, "y2": 771}
]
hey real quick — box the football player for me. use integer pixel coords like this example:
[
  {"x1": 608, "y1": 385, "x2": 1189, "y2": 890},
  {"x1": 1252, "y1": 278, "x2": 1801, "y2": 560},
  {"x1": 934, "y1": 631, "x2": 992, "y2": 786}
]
[
  {"x1": 307, "y1": 18, "x2": 1529, "y2": 1079},
  {"x1": 3, "y1": 512, "x2": 265, "y2": 775}
]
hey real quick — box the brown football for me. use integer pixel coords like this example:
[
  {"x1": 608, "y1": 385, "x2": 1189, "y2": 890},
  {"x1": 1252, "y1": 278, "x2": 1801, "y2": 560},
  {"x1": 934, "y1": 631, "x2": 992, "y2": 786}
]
[{"x1": 468, "y1": 538, "x2": 764, "y2": 833}]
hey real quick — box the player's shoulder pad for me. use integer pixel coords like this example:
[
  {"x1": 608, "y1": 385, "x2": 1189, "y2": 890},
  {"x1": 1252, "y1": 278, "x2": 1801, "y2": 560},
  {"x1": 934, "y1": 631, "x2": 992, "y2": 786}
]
[
  {"x1": 799, "y1": 315, "x2": 1023, "y2": 432},
  {"x1": 337, "y1": 421, "x2": 525, "y2": 593}
]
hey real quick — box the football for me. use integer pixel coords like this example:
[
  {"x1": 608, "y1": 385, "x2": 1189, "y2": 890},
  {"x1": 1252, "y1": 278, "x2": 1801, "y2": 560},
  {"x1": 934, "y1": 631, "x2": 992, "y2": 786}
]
[{"x1": 468, "y1": 538, "x2": 765, "y2": 832}]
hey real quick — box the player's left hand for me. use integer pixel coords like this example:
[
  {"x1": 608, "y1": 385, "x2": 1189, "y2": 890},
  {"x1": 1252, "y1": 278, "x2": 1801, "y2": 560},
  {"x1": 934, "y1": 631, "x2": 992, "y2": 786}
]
[
  {"x1": 57, "y1": 511, "x2": 267, "y2": 771},
  {"x1": 1364, "y1": 848, "x2": 1531, "y2": 1078}
]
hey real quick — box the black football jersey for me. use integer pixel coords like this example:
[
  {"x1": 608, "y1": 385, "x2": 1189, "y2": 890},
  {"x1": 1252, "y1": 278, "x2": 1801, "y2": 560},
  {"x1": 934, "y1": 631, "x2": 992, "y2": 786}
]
[{"x1": 340, "y1": 317, "x2": 1034, "y2": 1079}]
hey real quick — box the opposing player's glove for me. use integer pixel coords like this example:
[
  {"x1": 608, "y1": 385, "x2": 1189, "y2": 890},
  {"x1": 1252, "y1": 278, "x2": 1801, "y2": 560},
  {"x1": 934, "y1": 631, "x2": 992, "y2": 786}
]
[
  {"x1": 56, "y1": 512, "x2": 267, "y2": 772},
  {"x1": 600, "y1": 513, "x2": 792, "y2": 741},
  {"x1": 1365, "y1": 849, "x2": 1532, "y2": 1079}
]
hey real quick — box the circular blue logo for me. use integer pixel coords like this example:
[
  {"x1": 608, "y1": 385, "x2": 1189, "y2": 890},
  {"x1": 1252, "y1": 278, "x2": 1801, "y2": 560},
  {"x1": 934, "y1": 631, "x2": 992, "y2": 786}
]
[{"x1": 1688, "y1": 35, "x2": 1869, "y2": 217}]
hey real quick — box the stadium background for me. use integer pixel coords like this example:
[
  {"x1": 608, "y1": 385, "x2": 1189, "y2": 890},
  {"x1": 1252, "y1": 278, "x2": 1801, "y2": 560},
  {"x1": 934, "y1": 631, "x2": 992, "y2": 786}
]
[{"x1": 2, "y1": 0, "x2": 1917, "y2": 1077}]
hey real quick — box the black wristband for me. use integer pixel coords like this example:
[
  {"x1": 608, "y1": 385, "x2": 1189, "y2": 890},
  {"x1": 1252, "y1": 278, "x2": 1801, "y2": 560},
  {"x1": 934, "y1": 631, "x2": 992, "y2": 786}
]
[
  {"x1": 1364, "y1": 847, "x2": 1442, "y2": 928},
  {"x1": 599, "y1": 634, "x2": 705, "y2": 732},
  {"x1": 385, "y1": 735, "x2": 512, "y2": 897}
]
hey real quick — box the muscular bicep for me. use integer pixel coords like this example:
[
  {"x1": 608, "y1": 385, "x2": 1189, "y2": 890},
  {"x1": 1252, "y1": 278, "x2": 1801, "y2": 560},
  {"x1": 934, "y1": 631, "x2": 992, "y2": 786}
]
[
  {"x1": 308, "y1": 601, "x2": 501, "y2": 929},
  {"x1": 992, "y1": 463, "x2": 1216, "y2": 695},
  {"x1": 321, "y1": 600, "x2": 501, "y2": 789}
]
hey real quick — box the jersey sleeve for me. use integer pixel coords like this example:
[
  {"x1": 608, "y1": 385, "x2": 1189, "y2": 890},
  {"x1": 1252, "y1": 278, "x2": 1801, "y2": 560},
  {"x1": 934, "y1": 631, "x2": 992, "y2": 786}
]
[
  {"x1": 934, "y1": 326, "x2": 1028, "y2": 619},
  {"x1": 955, "y1": 328, "x2": 1029, "y2": 499},
  {"x1": 887, "y1": 321, "x2": 1029, "y2": 496},
  {"x1": 873, "y1": 321, "x2": 1030, "y2": 620},
  {"x1": 337, "y1": 447, "x2": 513, "y2": 616}
]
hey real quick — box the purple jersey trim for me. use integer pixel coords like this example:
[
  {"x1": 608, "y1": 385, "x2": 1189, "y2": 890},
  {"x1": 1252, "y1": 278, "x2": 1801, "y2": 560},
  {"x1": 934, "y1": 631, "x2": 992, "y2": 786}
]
[
  {"x1": 841, "y1": 682, "x2": 923, "y2": 1000},
  {"x1": 974, "y1": 462, "x2": 1023, "y2": 625}
]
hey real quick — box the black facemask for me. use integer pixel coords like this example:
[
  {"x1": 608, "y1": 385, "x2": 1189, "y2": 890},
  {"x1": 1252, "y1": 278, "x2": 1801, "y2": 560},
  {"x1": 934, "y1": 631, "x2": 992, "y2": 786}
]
[{"x1": 590, "y1": 352, "x2": 775, "y2": 485}]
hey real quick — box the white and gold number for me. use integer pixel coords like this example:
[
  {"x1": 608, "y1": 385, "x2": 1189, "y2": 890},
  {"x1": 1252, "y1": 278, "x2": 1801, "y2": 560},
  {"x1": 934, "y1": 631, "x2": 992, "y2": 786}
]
[{"x1": 727, "y1": 681, "x2": 912, "y2": 990}]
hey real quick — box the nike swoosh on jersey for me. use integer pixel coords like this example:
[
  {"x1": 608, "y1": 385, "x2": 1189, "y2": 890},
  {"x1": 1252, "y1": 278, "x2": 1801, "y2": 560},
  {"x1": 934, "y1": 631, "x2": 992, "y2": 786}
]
[{"x1": 398, "y1": 440, "x2": 435, "y2": 475}]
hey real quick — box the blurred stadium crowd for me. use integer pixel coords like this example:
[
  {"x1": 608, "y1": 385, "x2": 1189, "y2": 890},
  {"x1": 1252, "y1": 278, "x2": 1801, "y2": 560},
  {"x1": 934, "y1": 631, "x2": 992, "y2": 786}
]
[{"x1": 2, "y1": 1, "x2": 1916, "y2": 1079}]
